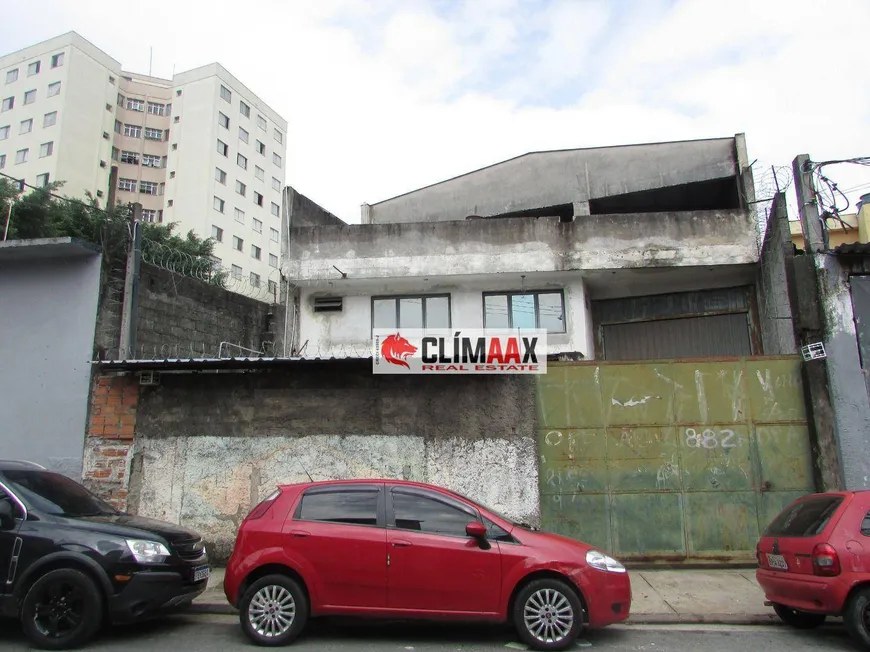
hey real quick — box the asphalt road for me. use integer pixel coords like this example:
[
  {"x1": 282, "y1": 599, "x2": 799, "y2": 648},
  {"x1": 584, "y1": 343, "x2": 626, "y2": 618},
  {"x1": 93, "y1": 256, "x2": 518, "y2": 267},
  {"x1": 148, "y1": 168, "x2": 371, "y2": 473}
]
[{"x1": 0, "y1": 615, "x2": 860, "y2": 651}]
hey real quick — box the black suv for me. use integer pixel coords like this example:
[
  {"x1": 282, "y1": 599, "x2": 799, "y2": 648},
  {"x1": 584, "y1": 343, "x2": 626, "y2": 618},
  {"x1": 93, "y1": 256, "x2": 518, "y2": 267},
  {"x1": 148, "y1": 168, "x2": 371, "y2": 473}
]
[{"x1": 0, "y1": 460, "x2": 210, "y2": 649}]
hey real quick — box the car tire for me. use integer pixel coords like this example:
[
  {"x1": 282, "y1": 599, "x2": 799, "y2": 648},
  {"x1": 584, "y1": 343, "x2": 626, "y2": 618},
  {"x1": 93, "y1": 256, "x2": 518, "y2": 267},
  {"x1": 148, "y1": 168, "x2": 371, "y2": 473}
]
[
  {"x1": 772, "y1": 603, "x2": 827, "y2": 629},
  {"x1": 512, "y1": 578, "x2": 584, "y2": 651},
  {"x1": 20, "y1": 568, "x2": 104, "y2": 650},
  {"x1": 239, "y1": 574, "x2": 309, "y2": 647},
  {"x1": 844, "y1": 587, "x2": 870, "y2": 648}
]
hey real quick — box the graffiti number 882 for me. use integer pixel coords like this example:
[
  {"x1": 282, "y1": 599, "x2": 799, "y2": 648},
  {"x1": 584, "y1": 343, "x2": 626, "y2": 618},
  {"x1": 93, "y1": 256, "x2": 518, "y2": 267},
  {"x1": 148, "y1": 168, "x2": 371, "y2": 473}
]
[{"x1": 685, "y1": 428, "x2": 737, "y2": 449}]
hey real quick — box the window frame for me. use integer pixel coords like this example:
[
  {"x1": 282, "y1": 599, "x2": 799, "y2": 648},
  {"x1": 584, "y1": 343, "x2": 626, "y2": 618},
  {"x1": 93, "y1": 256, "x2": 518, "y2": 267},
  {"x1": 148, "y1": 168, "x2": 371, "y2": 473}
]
[
  {"x1": 0, "y1": 479, "x2": 27, "y2": 521},
  {"x1": 51, "y1": 53, "x2": 65, "y2": 69},
  {"x1": 387, "y1": 486, "x2": 481, "y2": 539},
  {"x1": 370, "y1": 293, "x2": 452, "y2": 331},
  {"x1": 481, "y1": 289, "x2": 567, "y2": 334},
  {"x1": 292, "y1": 484, "x2": 386, "y2": 529}
]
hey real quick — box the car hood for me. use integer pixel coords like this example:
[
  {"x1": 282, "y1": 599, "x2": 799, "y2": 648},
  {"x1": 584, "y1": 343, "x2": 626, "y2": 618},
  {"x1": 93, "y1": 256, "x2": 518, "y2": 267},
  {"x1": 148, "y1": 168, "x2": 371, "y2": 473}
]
[
  {"x1": 61, "y1": 513, "x2": 200, "y2": 544},
  {"x1": 511, "y1": 526, "x2": 595, "y2": 558}
]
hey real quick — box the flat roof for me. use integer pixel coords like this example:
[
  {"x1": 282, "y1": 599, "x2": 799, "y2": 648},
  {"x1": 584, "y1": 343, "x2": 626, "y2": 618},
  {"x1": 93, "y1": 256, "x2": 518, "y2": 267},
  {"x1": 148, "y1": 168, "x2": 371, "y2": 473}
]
[{"x1": 0, "y1": 237, "x2": 101, "y2": 262}]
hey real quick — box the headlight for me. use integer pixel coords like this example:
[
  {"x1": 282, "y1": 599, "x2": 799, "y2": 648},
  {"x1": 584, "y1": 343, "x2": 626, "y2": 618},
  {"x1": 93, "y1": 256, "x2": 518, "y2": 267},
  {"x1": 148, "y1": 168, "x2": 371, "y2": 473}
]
[
  {"x1": 586, "y1": 549, "x2": 626, "y2": 573},
  {"x1": 126, "y1": 539, "x2": 171, "y2": 564}
]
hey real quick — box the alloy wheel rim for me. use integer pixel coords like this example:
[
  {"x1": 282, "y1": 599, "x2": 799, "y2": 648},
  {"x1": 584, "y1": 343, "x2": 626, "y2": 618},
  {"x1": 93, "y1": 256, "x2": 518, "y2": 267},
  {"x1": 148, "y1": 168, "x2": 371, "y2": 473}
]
[
  {"x1": 248, "y1": 585, "x2": 296, "y2": 638},
  {"x1": 523, "y1": 588, "x2": 574, "y2": 644},
  {"x1": 33, "y1": 581, "x2": 85, "y2": 639}
]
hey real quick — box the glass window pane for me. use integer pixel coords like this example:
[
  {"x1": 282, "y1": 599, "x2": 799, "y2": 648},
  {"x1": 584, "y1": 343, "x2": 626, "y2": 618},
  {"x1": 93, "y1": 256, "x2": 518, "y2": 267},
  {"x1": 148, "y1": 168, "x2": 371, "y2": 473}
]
[
  {"x1": 298, "y1": 490, "x2": 378, "y2": 526},
  {"x1": 424, "y1": 296, "x2": 450, "y2": 329},
  {"x1": 511, "y1": 294, "x2": 536, "y2": 330},
  {"x1": 538, "y1": 292, "x2": 565, "y2": 333},
  {"x1": 373, "y1": 299, "x2": 397, "y2": 329},
  {"x1": 484, "y1": 295, "x2": 509, "y2": 328},
  {"x1": 392, "y1": 491, "x2": 476, "y2": 537},
  {"x1": 763, "y1": 496, "x2": 844, "y2": 537},
  {"x1": 399, "y1": 298, "x2": 424, "y2": 329}
]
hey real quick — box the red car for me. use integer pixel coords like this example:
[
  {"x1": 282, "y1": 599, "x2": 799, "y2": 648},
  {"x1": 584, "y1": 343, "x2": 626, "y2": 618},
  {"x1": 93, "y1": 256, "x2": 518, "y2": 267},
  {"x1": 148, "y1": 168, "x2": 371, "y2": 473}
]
[
  {"x1": 224, "y1": 479, "x2": 631, "y2": 650},
  {"x1": 756, "y1": 490, "x2": 870, "y2": 648}
]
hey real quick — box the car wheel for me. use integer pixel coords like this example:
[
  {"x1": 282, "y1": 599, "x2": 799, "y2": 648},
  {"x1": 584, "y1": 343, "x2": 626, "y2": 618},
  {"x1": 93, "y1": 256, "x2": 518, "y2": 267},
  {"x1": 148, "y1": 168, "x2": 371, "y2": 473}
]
[
  {"x1": 239, "y1": 574, "x2": 309, "y2": 647},
  {"x1": 20, "y1": 568, "x2": 104, "y2": 650},
  {"x1": 513, "y1": 578, "x2": 583, "y2": 651},
  {"x1": 844, "y1": 587, "x2": 870, "y2": 648},
  {"x1": 772, "y1": 603, "x2": 827, "y2": 629}
]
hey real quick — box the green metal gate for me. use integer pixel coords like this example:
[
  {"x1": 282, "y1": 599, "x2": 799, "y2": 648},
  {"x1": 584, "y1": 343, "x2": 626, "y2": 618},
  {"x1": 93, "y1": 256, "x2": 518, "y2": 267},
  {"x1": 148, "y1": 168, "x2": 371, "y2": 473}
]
[{"x1": 536, "y1": 357, "x2": 815, "y2": 562}]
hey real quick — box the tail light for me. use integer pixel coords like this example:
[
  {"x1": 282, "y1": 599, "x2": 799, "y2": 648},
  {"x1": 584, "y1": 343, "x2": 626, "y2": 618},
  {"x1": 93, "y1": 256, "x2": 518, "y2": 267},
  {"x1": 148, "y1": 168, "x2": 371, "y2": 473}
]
[
  {"x1": 245, "y1": 489, "x2": 281, "y2": 521},
  {"x1": 812, "y1": 543, "x2": 841, "y2": 576},
  {"x1": 756, "y1": 545, "x2": 764, "y2": 566}
]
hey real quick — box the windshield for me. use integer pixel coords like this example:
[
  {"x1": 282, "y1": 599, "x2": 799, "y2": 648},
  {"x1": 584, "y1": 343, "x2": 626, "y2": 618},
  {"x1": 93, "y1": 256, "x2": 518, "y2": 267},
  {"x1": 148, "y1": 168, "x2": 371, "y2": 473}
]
[
  {"x1": 2, "y1": 470, "x2": 119, "y2": 517},
  {"x1": 450, "y1": 490, "x2": 531, "y2": 528}
]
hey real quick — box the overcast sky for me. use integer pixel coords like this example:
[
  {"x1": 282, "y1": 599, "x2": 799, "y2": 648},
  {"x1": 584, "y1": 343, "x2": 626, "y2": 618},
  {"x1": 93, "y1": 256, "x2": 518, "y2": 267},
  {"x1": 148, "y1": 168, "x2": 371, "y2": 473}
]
[{"x1": 3, "y1": 0, "x2": 869, "y2": 223}]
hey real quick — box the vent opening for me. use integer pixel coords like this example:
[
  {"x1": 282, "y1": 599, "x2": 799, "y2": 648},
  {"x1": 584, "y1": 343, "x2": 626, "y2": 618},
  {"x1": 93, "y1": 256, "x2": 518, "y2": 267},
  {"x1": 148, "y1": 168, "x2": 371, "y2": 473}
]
[{"x1": 314, "y1": 297, "x2": 343, "y2": 313}]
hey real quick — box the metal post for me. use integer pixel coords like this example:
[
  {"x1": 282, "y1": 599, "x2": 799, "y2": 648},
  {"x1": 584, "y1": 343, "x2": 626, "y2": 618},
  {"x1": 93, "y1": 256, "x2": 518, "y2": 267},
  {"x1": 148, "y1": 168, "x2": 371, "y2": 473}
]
[
  {"x1": 793, "y1": 154, "x2": 826, "y2": 252},
  {"x1": 2, "y1": 202, "x2": 11, "y2": 241},
  {"x1": 118, "y1": 203, "x2": 143, "y2": 359}
]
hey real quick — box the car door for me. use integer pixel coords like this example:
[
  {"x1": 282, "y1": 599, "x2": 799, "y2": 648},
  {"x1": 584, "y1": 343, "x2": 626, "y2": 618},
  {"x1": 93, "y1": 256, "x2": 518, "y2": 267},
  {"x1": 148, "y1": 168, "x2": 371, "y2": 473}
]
[
  {"x1": 385, "y1": 486, "x2": 501, "y2": 615},
  {"x1": 283, "y1": 483, "x2": 387, "y2": 609},
  {"x1": 0, "y1": 484, "x2": 24, "y2": 596}
]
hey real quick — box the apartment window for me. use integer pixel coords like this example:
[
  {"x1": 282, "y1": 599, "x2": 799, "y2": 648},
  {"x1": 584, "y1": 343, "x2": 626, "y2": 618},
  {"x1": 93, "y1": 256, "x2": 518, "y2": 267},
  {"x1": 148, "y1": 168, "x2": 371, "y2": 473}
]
[
  {"x1": 105, "y1": 103, "x2": 112, "y2": 111},
  {"x1": 47, "y1": 82, "x2": 61, "y2": 97},
  {"x1": 237, "y1": 153, "x2": 247, "y2": 170},
  {"x1": 256, "y1": 140, "x2": 265, "y2": 156},
  {"x1": 43, "y1": 111, "x2": 57, "y2": 127},
  {"x1": 271, "y1": 202, "x2": 280, "y2": 217},
  {"x1": 139, "y1": 181, "x2": 158, "y2": 195},
  {"x1": 234, "y1": 208, "x2": 245, "y2": 224},
  {"x1": 270, "y1": 227, "x2": 279, "y2": 243},
  {"x1": 218, "y1": 112, "x2": 229, "y2": 129},
  {"x1": 220, "y1": 85, "x2": 232, "y2": 103},
  {"x1": 171, "y1": 143, "x2": 177, "y2": 150},
  {"x1": 268, "y1": 280, "x2": 277, "y2": 294},
  {"x1": 111, "y1": 146, "x2": 120, "y2": 161},
  {"x1": 174, "y1": 116, "x2": 179, "y2": 123},
  {"x1": 272, "y1": 177, "x2": 281, "y2": 192},
  {"x1": 126, "y1": 97, "x2": 144, "y2": 111},
  {"x1": 36, "y1": 172, "x2": 49, "y2": 187},
  {"x1": 118, "y1": 177, "x2": 137, "y2": 192},
  {"x1": 233, "y1": 235, "x2": 243, "y2": 251},
  {"x1": 251, "y1": 244, "x2": 261, "y2": 260},
  {"x1": 14, "y1": 148, "x2": 27, "y2": 164},
  {"x1": 124, "y1": 124, "x2": 142, "y2": 138},
  {"x1": 240, "y1": 101, "x2": 250, "y2": 118},
  {"x1": 217, "y1": 139, "x2": 228, "y2": 156},
  {"x1": 215, "y1": 167, "x2": 227, "y2": 184},
  {"x1": 114, "y1": 119, "x2": 122, "y2": 134},
  {"x1": 252, "y1": 191, "x2": 263, "y2": 207},
  {"x1": 144, "y1": 127, "x2": 164, "y2": 141},
  {"x1": 255, "y1": 165, "x2": 264, "y2": 181},
  {"x1": 5, "y1": 69, "x2": 17, "y2": 84},
  {"x1": 274, "y1": 128, "x2": 283, "y2": 144},
  {"x1": 169, "y1": 171, "x2": 175, "y2": 178},
  {"x1": 167, "y1": 200, "x2": 173, "y2": 207},
  {"x1": 109, "y1": 75, "x2": 116, "y2": 85},
  {"x1": 256, "y1": 115, "x2": 267, "y2": 131},
  {"x1": 483, "y1": 290, "x2": 566, "y2": 333},
  {"x1": 147, "y1": 102, "x2": 166, "y2": 116},
  {"x1": 176, "y1": 89, "x2": 181, "y2": 96},
  {"x1": 117, "y1": 93, "x2": 125, "y2": 107},
  {"x1": 252, "y1": 218, "x2": 262, "y2": 233},
  {"x1": 211, "y1": 225, "x2": 223, "y2": 242},
  {"x1": 269, "y1": 253, "x2": 278, "y2": 268},
  {"x1": 51, "y1": 53, "x2": 64, "y2": 68},
  {"x1": 142, "y1": 154, "x2": 163, "y2": 168},
  {"x1": 121, "y1": 150, "x2": 139, "y2": 164},
  {"x1": 39, "y1": 141, "x2": 53, "y2": 158},
  {"x1": 2, "y1": 97, "x2": 13, "y2": 112},
  {"x1": 231, "y1": 264, "x2": 242, "y2": 279},
  {"x1": 236, "y1": 180, "x2": 246, "y2": 196},
  {"x1": 238, "y1": 126, "x2": 249, "y2": 143},
  {"x1": 273, "y1": 152, "x2": 282, "y2": 168},
  {"x1": 19, "y1": 118, "x2": 32, "y2": 134},
  {"x1": 23, "y1": 89, "x2": 35, "y2": 105},
  {"x1": 250, "y1": 272, "x2": 261, "y2": 288},
  {"x1": 214, "y1": 196, "x2": 225, "y2": 213},
  {"x1": 142, "y1": 209, "x2": 158, "y2": 223},
  {"x1": 0, "y1": 125, "x2": 8, "y2": 140},
  {"x1": 372, "y1": 295, "x2": 451, "y2": 329},
  {"x1": 28, "y1": 61, "x2": 40, "y2": 76},
  {"x1": 0, "y1": 154, "x2": 5, "y2": 169}
]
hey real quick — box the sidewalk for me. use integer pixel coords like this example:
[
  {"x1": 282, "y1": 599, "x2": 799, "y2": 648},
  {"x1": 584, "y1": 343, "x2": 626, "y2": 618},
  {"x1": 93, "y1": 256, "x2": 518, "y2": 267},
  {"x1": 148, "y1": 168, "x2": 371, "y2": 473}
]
[{"x1": 191, "y1": 567, "x2": 784, "y2": 625}]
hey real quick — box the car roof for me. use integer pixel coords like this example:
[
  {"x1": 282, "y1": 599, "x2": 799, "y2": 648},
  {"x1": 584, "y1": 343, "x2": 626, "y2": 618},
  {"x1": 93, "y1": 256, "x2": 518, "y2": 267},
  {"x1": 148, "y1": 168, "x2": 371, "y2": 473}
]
[
  {"x1": 277, "y1": 478, "x2": 465, "y2": 496},
  {"x1": 0, "y1": 460, "x2": 47, "y2": 472}
]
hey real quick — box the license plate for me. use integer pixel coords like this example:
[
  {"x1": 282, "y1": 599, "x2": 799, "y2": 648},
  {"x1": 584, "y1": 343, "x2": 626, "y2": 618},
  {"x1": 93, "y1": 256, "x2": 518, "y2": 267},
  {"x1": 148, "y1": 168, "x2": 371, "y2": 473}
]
[
  {"x1": 193, "y1": 565, "x2": 210, "y2": 582},
  {"x1": 766, "y1": 553, "x2": 788, "y2": 570}
]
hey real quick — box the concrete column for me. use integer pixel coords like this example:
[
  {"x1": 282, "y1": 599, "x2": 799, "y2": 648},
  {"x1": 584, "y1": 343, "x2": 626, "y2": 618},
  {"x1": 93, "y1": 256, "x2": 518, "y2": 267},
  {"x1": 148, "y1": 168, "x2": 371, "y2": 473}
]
[
  {"x1": 360, "y1": 203, "x2": 373, "y2": 224},
  {"x1": 572, "y1": 200, "x2": 589, "y2": 218}
]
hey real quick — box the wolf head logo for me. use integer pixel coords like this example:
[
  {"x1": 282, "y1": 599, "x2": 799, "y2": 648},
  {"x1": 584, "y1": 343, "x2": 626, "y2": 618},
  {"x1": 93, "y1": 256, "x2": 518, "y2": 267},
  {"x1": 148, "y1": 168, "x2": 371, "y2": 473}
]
[{"x1": 381, "y1": 333, "x2": 417, "y2": 369}]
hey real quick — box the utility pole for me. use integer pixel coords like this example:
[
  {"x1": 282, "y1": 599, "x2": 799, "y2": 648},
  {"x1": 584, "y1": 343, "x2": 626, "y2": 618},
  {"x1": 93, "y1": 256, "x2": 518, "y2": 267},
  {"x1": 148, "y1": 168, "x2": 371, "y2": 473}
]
[
  {"x1": 2, "y1": 178, "x2": 25, "y2": 241},
  {"x1": 118, "y1": 203, "x2": 143, "y2": 359},
  {"x1": 793, "y1": 155, "x2": 826, "y2": 252}
]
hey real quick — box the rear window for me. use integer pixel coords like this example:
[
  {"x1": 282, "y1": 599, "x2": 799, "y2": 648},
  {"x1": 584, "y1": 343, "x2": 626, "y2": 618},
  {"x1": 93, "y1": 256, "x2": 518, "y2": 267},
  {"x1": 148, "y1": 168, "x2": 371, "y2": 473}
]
[{"x1": 763, "y1": 495, "x2": 844, "y2": 537}]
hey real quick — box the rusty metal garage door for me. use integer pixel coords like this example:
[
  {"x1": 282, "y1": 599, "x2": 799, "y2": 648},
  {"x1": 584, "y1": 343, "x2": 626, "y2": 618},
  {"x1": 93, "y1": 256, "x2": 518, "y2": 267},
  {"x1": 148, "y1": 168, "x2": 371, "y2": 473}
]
[{"x1": 536, "y1": 357, "x2": 815, "y2": 563}]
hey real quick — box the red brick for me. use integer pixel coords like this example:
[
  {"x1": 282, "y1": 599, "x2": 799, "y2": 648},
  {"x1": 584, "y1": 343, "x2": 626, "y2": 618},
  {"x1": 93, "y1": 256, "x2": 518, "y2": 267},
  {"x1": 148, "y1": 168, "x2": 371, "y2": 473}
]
[
  {"x1": 118, "y1": 425, "x2": 135, "y2": 439},
  {"x1": 87, "y1": 469, "x2": 111, "y2": 479},
  {"x1": 100, "y1": 448, "x2": 128, "y2": 457}
]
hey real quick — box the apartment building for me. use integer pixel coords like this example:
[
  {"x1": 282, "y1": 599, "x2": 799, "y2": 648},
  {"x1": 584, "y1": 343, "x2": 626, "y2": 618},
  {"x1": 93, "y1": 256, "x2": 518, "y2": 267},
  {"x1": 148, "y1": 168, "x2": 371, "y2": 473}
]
[{"x1": 0, "y1": 32, "x2": 288, "y2": 296}]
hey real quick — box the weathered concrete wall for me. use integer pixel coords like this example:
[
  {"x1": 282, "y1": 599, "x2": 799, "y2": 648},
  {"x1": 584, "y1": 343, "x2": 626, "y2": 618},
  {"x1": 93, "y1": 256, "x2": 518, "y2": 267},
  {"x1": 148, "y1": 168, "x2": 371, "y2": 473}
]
[
  {"x1": 126, "y1": 362, "x2": 538, "y2": 561},
  {"x1": 284, "y1": 186, "x2": 346, "y2": 227},
  {"x1": 368, "y1": 137, "x2": 738, "y2": 224},
  {"x1": 756, "y1": 194, "x2": 798, "y2": 355}
]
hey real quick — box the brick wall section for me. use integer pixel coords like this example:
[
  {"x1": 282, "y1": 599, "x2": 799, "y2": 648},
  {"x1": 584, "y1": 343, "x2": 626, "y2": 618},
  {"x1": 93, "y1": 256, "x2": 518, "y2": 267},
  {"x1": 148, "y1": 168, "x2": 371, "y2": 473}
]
[{"x1": 83, "y1": 374, "x2": 139, "y2": 510}]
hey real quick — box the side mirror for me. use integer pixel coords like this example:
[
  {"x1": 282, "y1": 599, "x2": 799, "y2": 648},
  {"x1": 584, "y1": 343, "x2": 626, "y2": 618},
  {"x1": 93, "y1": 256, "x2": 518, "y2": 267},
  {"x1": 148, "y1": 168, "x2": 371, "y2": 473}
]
[
  {"x1": 466, "y1": 521, "x2": 487, "y2": 539},
  {"x1": 0, "y1": 500, "x2": 14, "y2": 529}
]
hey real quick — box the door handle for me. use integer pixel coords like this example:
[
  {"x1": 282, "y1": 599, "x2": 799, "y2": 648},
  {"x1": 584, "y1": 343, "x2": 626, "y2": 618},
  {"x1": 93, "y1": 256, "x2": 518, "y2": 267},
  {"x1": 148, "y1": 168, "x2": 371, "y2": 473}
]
[
  {"x1": 391, "y1": 539, "x2": 412, "y2": 548},
  {"x1": 289, "y1": 530, "x2": 310, "y2": 538}
]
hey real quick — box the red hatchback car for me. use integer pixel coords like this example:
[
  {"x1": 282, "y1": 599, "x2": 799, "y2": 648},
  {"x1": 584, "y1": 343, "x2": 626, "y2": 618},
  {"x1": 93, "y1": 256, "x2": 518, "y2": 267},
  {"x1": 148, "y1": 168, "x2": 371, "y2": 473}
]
[
  {"x1": 224, "y1": 479, "x2": 631, "y2": 650},
  {"x1": 756, "y1": 490, "x2": 870, "y2": 648}
]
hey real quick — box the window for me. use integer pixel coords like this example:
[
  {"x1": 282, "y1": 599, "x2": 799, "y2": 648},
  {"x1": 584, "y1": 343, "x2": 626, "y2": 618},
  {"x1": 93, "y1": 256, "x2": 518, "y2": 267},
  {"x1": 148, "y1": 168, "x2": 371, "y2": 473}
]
[
  {"x1": 483, "y1": 291, "x2": 565, "y2": 333},
  {"x1": 236, "y1": 180, "x2": 246, "y2": 196},
  {"x1": 273, "y1": 152, "x2": 282, "y2": 168},
  {"x1": 39, "y1": 141, "x2": 53, "y2": 158},
  {"x1": 296, "y1": 487, "x2": 379, "y2": 526},
  {"x1": 43, "y1": 111, "x2": 57, "y2": 127},
  {"x1": 47, "y1": 82, "x2": 61, "y2": 97},
  {"x1": 268, "y1": 280, "x2": 277, "y2": 294},
  {"x1": 124, "y1": 124, "x2": 142, "y2": 138},
  {"x1": 270, "y1": 228, "x2": 279, "y2": 243},
  {"x1": 117, "y1": 93, "x2": 125, "y2": 107},
  {"x1": 51, "y1": 53, "x2": 64, "y2": 68},
  {"x1": 238, "y1": 126, "x2": 249, "y2": 143},
  {"x1": 0, "y1": 154, "x2": 5, "y2": 169},
  {"x1": 218, "y1": 112, "x2": 229, "y2": 129},
  {"x1": 217, "y1": 139, "x2": 228, "y2": 156},
  {"x1": 167, "y1": 200, "x2": 173, "y2": 207},
  {"x1": 142, "y1": 154, "x2": 163, "y2": 168},
  {"x1": 237, "y1": 153, "x2": 247, "y2": 170},
  {"x1": 240, "y1": 100, "x2": 250, "y2": 118},
  {"x1": 257, "y1": 115, "x2": 267, "y2": 131},
  {"x1": 274, "y1": 128, "x2": 283, "y2": 144},
  {"x1": 142, "y1": 209, "x2": 160, "y2": 223},
  {"x1": 15, "y1": 148, "x2": 28, "y2": 164},
  {"x1": 215, "y1": 167, "x2": 227, "y2": 184},
  {"x1": 211, "y1": 225, "x2": 223, "y2": 242},
  {"x1": 862, "y1": 511, "x2": 870, "y2": 537},
  {"x1": 140, "y1": 181, "x2": 158, "y2": 195},
  {"x1": 231, "y1": 264, "x2": 242, "y2": 279},
  {"x1": 255, "y1": 166, "x2": 264, "y2": 181},
  {"x1": 19, "y1": 118, "x2": 32, "y2": 134},
  {"x1": 118, "y1": 177, "x2": 136, "y2": 192},
  {"x1": 111, "y1": 147, "x2": 120, "y2": 161},
  {"x1": 220, "y1": 85, "x2": 232, "y2": 103},
  {"x1": 391, "y1": 489, "x2": 477, "y2": 537},
  {"x1": 0, "y1": 487, "x2": 23, "y2": 520},
  {"x1": 23, "y1": 89, "x2": 35, "y2": 105},
  {"x1": 114, "y1": 119, "x2": 122, "y2": 134},
  {"x1": 763, "y1": 496, "x2": 845, "y2": 537},
  {"x1": 253, "y1": 218, "x2": 262, "y2": 233},
  {"x1": 372, "y1": 295, "x2": 451, "y2": 330},
  {"x1": 5, "y1": 69, "x2": 17, "y2": 84},
  {"x1": 144, "y1": 127, "x2": 163, "y2": 141},
  {"x1": 121, "y1": 150, "x2": 139, "y2": 164},
  {"x1": 2, "y1": 96, "x2": 13, "y2": 112},
  {"x1": 269, "y1": 253, "x2": 278, "y2": 268},
  {"x1": 126, "y1": 97, "x2": 144, "y2": 111},
  {"x1": 213, "y1": 196, "x2": 225, "y2": 213},
  {"x1": 0, "y1": 125, "x2": 7, "y2": 140},
  {"x1": 28, "y1": 61, "x2": 40, "y2": 76},
  {"x1": 256, "y1": 140, "x2": 265, "y2": 155},
  {"x1": 233, "y1": 235, "x2": 244, "y2": 251},
  {"x1": 271, "y1": 202, "x2": 280, "y2": 217},
  {"x1": 36, "y1": 172, "x2": 50, "y2": 187},
  {"x1": 235, "y1": 208, "x2": 245, "y2": 224},
  {"x1": 250, "y1": 272, "x2": 261, "y2": 287},
  {"x1": 251, "y1": 244, "x2": 261, "y2": 260},
  {"x1": 174, "y1": 116, "x2": 179, "y2": 123},
  {"x1": 254, "y1": 191, "x2": 264, "y2": 207},
  {"x1": 147, "y1": 102, "x2": 166, "y2": 116},
  {"x1": 109, "y1": 75, "x2": 116, "y2": 84},
  {"x1": 272, "y1": 177, "x2": 281, "y2": 192},
  {"x1": 171, "y1": 143, "x2": 178, "y2": 150}
]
